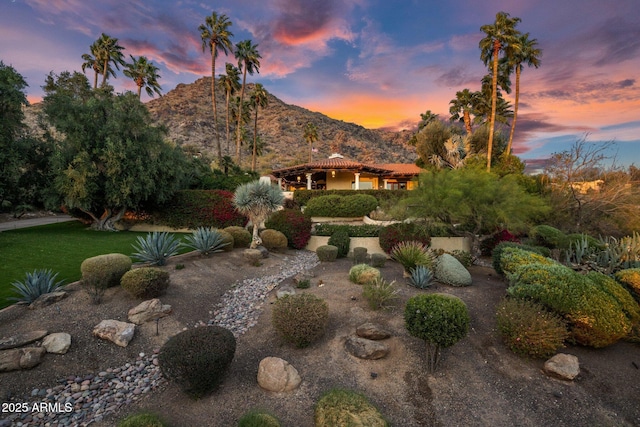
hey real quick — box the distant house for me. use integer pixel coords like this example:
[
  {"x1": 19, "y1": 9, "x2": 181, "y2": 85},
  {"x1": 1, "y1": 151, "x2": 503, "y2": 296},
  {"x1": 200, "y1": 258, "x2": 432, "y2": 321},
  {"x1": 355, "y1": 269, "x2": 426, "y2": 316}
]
[{"x1": 270, "y1": 153, "x2": 422, "y2": 191}]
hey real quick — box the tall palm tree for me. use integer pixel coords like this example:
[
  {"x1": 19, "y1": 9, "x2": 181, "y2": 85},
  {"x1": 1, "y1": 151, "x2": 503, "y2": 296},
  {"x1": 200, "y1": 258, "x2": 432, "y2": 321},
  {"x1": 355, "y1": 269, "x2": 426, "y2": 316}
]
[
  {"x1": 123, "y1": 55, "x2": 162, "y2": 98},
  {"x1": 234, "y1": 39, "x2": 261, "y2": 164},
  {"x1": 504, "y1": 33, "x2": 541, "y2": 156},
  {"x1": 199, "y1": 12, "x2": 234, "y2": 162},
  {"x1": 218, "y1": 63, "x2": 241, "y2": 154},
  {"x1": 304, "y1": 122, "x2": 318, "y2": 162},
  {"x1": 249, "y1": 83, "x2": 269, "y2": 172},
  {"x1": 81, "y1": 42, "x2": 102, "y2": 89},
  {"x1": 449, "y1": 89, "x2": 478, "y2": 135},
  {"x1": 93, "y1": 33, "x2": 126, "y2": 87},
  {"x1": 479, "y1": 12, "x2": 521, "y2": 171},
  {"x1": 230, "y1": 95, "x2": 252, "y2": 161}
]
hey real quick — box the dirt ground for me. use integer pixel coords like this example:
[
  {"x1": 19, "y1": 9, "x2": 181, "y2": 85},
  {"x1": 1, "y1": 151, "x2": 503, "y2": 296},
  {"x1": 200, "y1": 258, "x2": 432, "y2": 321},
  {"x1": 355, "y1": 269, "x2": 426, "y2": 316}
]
[{"x1": 1, "y1": 249, "x2": 639, "y2": 427}]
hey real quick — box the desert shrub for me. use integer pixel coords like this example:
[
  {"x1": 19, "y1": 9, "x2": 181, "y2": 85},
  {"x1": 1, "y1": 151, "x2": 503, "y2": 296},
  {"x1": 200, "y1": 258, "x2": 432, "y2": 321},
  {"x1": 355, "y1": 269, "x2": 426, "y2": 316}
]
[
  {"x1": 218, "y1": 229, "x2": 234, "y2": 252},
  {"x1": 296, "y1": 279, "x2": 310, "y2": 289},
  {"x1": 131, "y1": 232, "x2": 180, "y2": 266},
  {"x1": 379, "y1": 222, "x2": 431, "y2": 254},
  {"x1": 390, "y1": 241, "x2": 434, "y2": 273},
  {"x1": 496, "y1": 298, "x2": 569, "y2": 359},
  {"x1": 492, "y1": 242, "x2": 550, "y2": 276},
  {"x1": 349, "y1": 264, "x2": 381, "y2": 285},
  {"x1": 265, "y1": 209, "x2": 312, "y2": 249},
  {"x1": 498, "y1": 247, "x2": 556, "y2": 278},
  {"x1": 434, "y1": 253, "x2": 472, "y2": 287},
  {"x1": 118, "y1": 411, "x2": 169, "y2": 427},
  {"x1": 314, "y1": 389, "x2": 389, "y2": 427},
  {"x1": 159, "y1": 325, "x2": 236, "y2": 397},
  {"x1": 586, "y1": 272, "x2": 640, "y2": 322},
  {"x1": 450, "y1": 250, "x2": 473, "y2": 268},
  {"x1": 370, "y1": 253, "x2": 387, "y2": 268},
  {"x1": 362, "y1": 277, "x2": 399, "y2": 310},
  {"x1": 530, "y1": 224, "x2": 569, "y2": 249},
  {"x1": 409, "y1": 265, "x2": 434, "y2": 289},
  {"x1": 316, "y1": 245, "x2": 338, "y2": 262},
  {"x1": 121, "y1": 267, "x2": 170, "y2": 299},
  {"x1": 182, "y1": 227, "x2": 228, "y2": 255},
  {"x1": 328, "y1": 230, "x2": 350, "y2": 258},
  {"x1": 615, "y1": 268, "x2": 640, "y2": 300},
  {"x1": 272, "y1": 293, "x2": 329, "y2": 348},
  {"x1": 352, "y1": 247, "x2": 368, "y2": 264},
  {"x1": 404, "y1": 293, "x2": 470, "y2": 372},
  {"x1": 259, "y1": 229, "x2": 288, "y2": 251},
  {"x1": 304, "y1": 194, "x2": 378, "y2": 217},
  {"x1": 8, "y1": 269, "x2": 66, "y2": 304},
  {"x1": 293, "y1": 188, "x2": 407, "y2": 207},
  {"x1": 313, "y1": 223, "x2": 382, "y2": 237},
  {"x1": 480, "y1": 229, "x2": 521, "y2": 256},
  {"x1": 237, "y1": 410, "x2": 281, "y2": 427},
  {"x1": 224, "y1": 226, "x2": 252, "y2": 248},
  {"x1": 81, "y1": 253, "x2": 132, "y2": 288}
]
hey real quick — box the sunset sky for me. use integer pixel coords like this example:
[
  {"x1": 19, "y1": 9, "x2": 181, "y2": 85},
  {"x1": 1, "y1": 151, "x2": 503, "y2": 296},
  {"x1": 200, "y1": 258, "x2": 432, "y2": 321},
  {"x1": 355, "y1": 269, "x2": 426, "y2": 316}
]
[{"x1": 2, "y1": 0, "x2": 639, "y2": 169}]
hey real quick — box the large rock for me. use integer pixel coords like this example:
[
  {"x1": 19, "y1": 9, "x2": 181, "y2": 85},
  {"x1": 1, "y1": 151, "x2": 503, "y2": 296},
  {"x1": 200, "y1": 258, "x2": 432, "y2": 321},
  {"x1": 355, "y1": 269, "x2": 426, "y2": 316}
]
[
  {"x1": 0, "y1": 347, "x2": 46, "y2": 372},
  {"x1": 434, "y1": 253, "x2": 472, "y2": 287},
  {"x1": 29, "y1": 291, "x2": 68, "y2": 309},
  {"x1": 0, "y1": 330, "x2": 48, "y2": 350},
  {"x1": 243, "y1": 248, "x2": 264, "y2": 264},
  {"x1": 356, "y1": 322, "x2": 391, "y2": 340},
  {"x1": 127, "y1": 299, "x2": 172, "y2": 324},
  {"x1": 42, "y1": 333, "x2": 71, "y2": 354},
  {"x1": 344, "y1": 336, "x2": 389, "y2": 360},
  {"x1": 257, "y1": 357, "x2": 302, "y2": 392},
  {"x1": 544, "y1": 353, "x2": 580, "y2": 381},
  {"x1": 92, "y1": 320, "x2": 136, "y2": 347}
]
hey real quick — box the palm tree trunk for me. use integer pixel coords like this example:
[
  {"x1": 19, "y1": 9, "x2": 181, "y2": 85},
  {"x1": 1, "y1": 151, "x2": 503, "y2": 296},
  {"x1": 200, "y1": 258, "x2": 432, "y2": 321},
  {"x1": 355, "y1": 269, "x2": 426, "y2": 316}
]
[
  {"x1": 225, "y1": 91, "x2": 231, "y2": 155},
  {"x1": 102, "y1": 61, "x2": 108, "y2": 87},
  {"x1": 463, "y1": 110, "x2": 472, "y2": 135},
  {"x1": 252, "y1": 109, "x2": 258, "y2": 172},
  {"x1": 93, "y1": 71, "x2": 99, "y2": 89},
  {"x1": 211, "y1": 52, "x2": 221, "y2": 162},
  {"x1": 236, "y1": 67, "x2": 247, "y2": 165},
  {"x1": 486, "y1": 41, "x2": 500, "y2": 172},
  {"x1": 506, "y1": 66, "x2": 521, "y2": 156},
  {"x1": 137, "y1": 85, "x2": 142, "y2": 98}
]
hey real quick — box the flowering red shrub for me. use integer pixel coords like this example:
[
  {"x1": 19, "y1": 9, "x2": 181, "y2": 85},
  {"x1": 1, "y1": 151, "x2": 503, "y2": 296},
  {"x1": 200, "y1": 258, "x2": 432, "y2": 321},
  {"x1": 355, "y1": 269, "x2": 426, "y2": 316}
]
[
  {"x1": 480, "y1": 229, "x2": 520, "y2": 256},
  {"x1": 379, "y1": 223, "x2": 431, "y2": 254},
  {"x1": 265, "y1": 209, "x2": 312, "y2": 249}
]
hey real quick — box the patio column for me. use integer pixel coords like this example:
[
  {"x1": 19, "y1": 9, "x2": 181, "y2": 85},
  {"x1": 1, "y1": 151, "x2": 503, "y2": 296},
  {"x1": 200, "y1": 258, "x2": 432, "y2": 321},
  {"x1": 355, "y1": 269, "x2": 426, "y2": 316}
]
[
  {"x1": 383, "y1": 179, "x2": 389, "y2": 190},
  {"x1": 354, "y1": 172, "x2": 360, "y2": 190},
  {"x1": 277, "y1": 178, "x2": 283, "y2": 189},
  {"x1": 306, "y1": 173, "x2": 312, "y2": 190}
]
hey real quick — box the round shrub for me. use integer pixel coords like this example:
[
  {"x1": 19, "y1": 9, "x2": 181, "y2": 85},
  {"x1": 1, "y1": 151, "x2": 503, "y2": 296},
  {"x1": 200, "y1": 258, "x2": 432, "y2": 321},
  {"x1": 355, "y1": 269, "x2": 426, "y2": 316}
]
[
  {"x1": 328, "y1": 230, "x2": 350, "y2": 258},
  {"x1": 265, "y1": 209, "x2": 312, "y2": 249},
  {"x1": 314, "y1": 389, "x2": 388, "y2": 427},
  {"x1": 370, "y1": 253, "x2": 387, "y2": 268},
  {"x1": 259, "y1": 229, "x2": 288, "y2": 251},
  {"x1": 304, "y1": 194, "x2": 378, "y2": 217},
  {"x1": 118, "y1": 412, "x2": 169, "y2": 427},
  {"x1": 615, "y1": 268, "x2": 640, "y2": 301},
  {"x1": 121, "y1": 267, "x2": 170, "y2": 298},
  {"x1": 498, "y1": 246, "x2": 556, "y2": 278},
  {"x1": 586, "y1": 271, "x2": 640, "y2": 322},
  {"x1": 237, "y1": 410, "x2": 281, "y2": 427},
  {"x1": 316, "y1": 245, "x2": 338, "y2": 262},
  {"x1": 530, "y1": 224, "x2": 569, "y2": 249},
  {"x1": 81, "y1": 253, "x2": 132, "y2": 288},
  {"x1": 224, "y1": 226, "x2": 252, "y2": 248},
  {"x1": 492, "y1": 242, "x2": 550, "y2": 276},
  {"x1": 434, "y1": 253, "x2": 472, "y2": 287},
  {"x1": 349, "y1": 264, "x2": 381, "y2": 285},
  {"x1": 379, "y1": 222, "x2": 431, "y2": 254},
  {"x1": 496, "y1": 298, "x2": 569, "y2": 359},
  {"x1": 272, "y1": 293, "x2": 329, "y2": 348},
  {"x1": 158, "y1": 325, "x2": 236, "y2": 397},
  {"x1": 218, "y1": 229, "x2": 234, "y2": 252}
]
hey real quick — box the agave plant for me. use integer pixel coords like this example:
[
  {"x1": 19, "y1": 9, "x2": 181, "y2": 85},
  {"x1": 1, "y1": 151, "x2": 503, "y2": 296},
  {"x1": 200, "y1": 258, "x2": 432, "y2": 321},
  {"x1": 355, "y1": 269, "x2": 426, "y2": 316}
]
[
  {"x1": 182, "y1": 227, "x2": 229, "y2": 255},
  {"x1": 132, "y1": 231, "x2": 180, "y2": 266},
  {"x1": 9, "y1": 269, "x2": 66, "y2": 304},
  {"x1": 409, "y1": 265, "x2": 434, "y2": 289},
  {"x1": 390, "y1": 241, "x2": 434, "y2": 273}
]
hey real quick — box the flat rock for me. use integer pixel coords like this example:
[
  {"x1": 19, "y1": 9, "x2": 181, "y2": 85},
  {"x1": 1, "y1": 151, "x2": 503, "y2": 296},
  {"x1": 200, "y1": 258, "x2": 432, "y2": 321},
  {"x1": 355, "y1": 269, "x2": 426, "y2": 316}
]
[
  {"x1": 42, "y1": 333, "x2": 72, "y2": 354},
  {"x1": 0, "y1": 330, "x2": 48, "y2": 350},
  {"x1": 128, "y1": 299, "x2": 172, "y2": 324},
  {"x1": 356, "y1": 322, "x2": 391, "y2": 340},
  {"x1": 0, "y1": 347, "x2": 46, "y2": 372},
  {"x1": 345, "y1": 336, "x2": 389, "y2": 360},
  {"x1": 92, "y1": 320, "x2": 136, "y2": 347},
  {"x1": 276, "y1": 285, "x2": 296, "y2": 299},
  {"x1": 544, "y1": 353, "x2": 580, "y2": 381},
  {"x1": 243, "y1": 248, "x2": 264, "y2": 263},
  {"x1": 257, "y1": 357, "x2": 301, "y2": 392},
  {"x1": 29, "y1": 291, "x2": 68, "y2": 309}
]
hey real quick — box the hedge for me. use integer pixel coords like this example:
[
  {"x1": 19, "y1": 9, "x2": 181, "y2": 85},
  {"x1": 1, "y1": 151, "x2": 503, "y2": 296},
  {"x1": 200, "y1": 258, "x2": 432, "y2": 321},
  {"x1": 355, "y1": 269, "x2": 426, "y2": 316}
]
[
  {"x1": 293, "y1": 189, "x2": 409, "y2": 206},
  {"x1": 313, "y1": 224, "x2": 382, "y2": 237}
]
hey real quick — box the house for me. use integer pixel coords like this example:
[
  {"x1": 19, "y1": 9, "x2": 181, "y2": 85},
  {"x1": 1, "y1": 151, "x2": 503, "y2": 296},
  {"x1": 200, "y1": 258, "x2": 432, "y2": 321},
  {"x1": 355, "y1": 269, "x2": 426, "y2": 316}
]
[{"x1": 270, "y1": 153, "x2": 422, "y2": 191}]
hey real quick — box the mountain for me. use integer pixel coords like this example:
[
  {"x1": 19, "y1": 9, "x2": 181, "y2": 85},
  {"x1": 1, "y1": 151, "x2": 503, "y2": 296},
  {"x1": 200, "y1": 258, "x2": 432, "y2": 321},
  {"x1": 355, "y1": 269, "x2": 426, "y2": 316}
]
[{"x1": 145, "y1": 77, "x2": 417, "y2": 171}]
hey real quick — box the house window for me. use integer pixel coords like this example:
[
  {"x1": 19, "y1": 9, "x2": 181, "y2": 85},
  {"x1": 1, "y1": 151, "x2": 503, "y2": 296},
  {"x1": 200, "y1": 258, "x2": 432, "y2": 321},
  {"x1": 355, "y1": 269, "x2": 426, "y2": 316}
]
[
  {"x1": 387, "y1": 182, "x2": 406, "y2": 190},
  {"x1": 352, "y1": 181, "x2": 373, "y2": 190}
]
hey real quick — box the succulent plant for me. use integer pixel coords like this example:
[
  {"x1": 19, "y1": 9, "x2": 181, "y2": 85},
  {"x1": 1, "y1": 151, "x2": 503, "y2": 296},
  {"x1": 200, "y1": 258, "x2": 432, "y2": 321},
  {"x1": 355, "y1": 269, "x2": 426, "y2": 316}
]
[
  {"x1": 182, "y1": 227, "x2": 229, "y2": 255},
  {"x1": 408, "y1": 265, "x2": 433, "y2": 289},
  {"x1": 131, "y1": 231, "x2": 180, "y2": 266},
  {"x1": 9, "y1": 269, "x2": 65, "y2": 304}
]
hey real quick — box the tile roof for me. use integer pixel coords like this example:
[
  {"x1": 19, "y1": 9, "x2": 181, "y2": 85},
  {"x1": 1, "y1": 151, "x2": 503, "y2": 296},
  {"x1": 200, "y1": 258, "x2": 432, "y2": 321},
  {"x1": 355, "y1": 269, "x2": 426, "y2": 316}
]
[
  {"x1": 375, "y1": 163, "x2": 423, "y2": 176},
  {"x1": 271, "y1": 155, "x2": 423, "y2": 177}
]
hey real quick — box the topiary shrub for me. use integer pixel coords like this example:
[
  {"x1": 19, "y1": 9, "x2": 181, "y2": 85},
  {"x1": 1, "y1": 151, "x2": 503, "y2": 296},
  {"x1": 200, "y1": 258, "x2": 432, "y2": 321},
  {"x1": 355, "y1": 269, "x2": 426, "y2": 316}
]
[
  {"x1": 370, "y1": 253, "x2": 387, "y2": 268},
  {"x1": 480, "y1": 229, "x2": 520, "y2": 256},
  {"x1": 237, "y1": 410, "x2": 281, "y2": 427},
  {"x1": 224, "y1": 226, "x2": 252, "y2": 248},
  {"x1": 404, "y1": 293, "x2": 470, "y2": 372},
  {"x1": 218, "y1": 229, "x2": 234, "y2": 252},
  {"x1": 349, "y1": 264, "x2": 381, "y2": 285},
  {"x1": 530, "y1": 224, "x2": 569, "y2": 249},
  {"x1": 379, "y1": 222, "x2": 431, "y2": 254},
  {"x1": 492, "y1": 242, "x2": 550, "y2": 276},
  {"x1": 121, "y1": 267, "x2": 170, "y2": 299},
  {"x1": 586, "y1": 271, "x2": 640, "y2": 323},
  {"x1": 81, "y1": 253, "x2": 132, "y2": 288},
  {"x1": 265, "y1": 209, "x2": 312, "y2": 249},
  {"x1": 316, "y1": 245, "x2": 338, "y2": 262},
  {"x1": 304, "y1": 194, "x2": 378, "y2": 217},
  {"x1": 615, "y1": 268, "x2": 640, "y2": 301},
  {"x1": 498, "y1": 246, "x2": 556, "y2": 278},
  {"x1": 328, "y1": 230, "x2": 350, "y2": 258},
  {"x1": 314, "y1": 389, "x2": 389, "y2": 427},
  {"x1": 352, "y1": 247, "x2": 368, "y2": 264},
  {"x1": 272, "y1": 293, "x2": 329, "y2": 348},
  {"x1": 118, "y1": 411, "x2": 170, "y2": 427},
  {"x1": 259, "y1": 229, "x2": 288, "y2": 251},
  {"x1": 496, "y1": 298, "x2": 569, "y2": 359},
  {"x1": 158, "y1": 325, "x2": 236, "y2": 398}
]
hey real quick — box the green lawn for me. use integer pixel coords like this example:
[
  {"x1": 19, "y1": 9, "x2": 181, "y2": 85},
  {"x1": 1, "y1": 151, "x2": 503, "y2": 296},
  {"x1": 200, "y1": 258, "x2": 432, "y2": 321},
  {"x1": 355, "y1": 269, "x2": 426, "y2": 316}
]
[{"x1": 0, "y1": 222, "x2": 186, "y2": 309}]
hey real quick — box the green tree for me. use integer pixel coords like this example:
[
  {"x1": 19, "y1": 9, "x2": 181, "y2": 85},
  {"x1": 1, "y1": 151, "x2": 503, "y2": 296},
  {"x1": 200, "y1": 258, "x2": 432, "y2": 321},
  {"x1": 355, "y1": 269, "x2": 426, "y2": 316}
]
[
  {"x1": 123, "y1": 55, "x2": 162, "y2": 99},
  {"x1": 93, "y1": 33, "x2": 126, "y2": 87},
  {"x1": 80, "y1": 43, "x2": 103, "y2": 89},
  {"x1": 199, "y1": 11, "x2": 234, "y2": 162},
  {"x1": 449, "y1": 89, "x2": 478, "y2": 135},
  {"x1": 479, "y1": 11, "x2": 521, "y2": 171},
  {"x1": 249, "y1": 83, "x2": 269, "y2": 172},
  {"x1": 233, "y1": 180, "x2": 284, "y2": 248},
  {"x1": 234, "y1": 39, "x2": 261, "y2": 164},
  {"x1": 303, "y1": 122, "x2": 318, "y2": 162},
  {"x1": 42, "y1": 73, "x2": 189, "y2": 230},
  {"x1": 219, "y1": 63, "x2": 241, "y2": 154},
  {"x1": 414, "y1": 120, "x2": 453, "y2": 168}
]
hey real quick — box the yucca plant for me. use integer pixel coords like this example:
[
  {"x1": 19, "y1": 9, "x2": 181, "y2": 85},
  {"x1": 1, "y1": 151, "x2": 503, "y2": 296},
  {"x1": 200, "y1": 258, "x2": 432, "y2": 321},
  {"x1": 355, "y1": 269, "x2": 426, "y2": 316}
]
[
  {"x1": 390, "y1": 241, "x2": 433, "y2": 273},
  {"x1": 9, "y1": 269, "x2": 66, "y2": 304},
  {"x1": 132, "y1": 231, "x2": 180, "y2": 266},
  {"x1": 409, "y1": 265, "x2": 434, "y2": 289},
  {"x1": 362, "y1": 277, "x2": 399, "y2": 310},
  {"x1": 182, "y1": 227, "x2": 229, "y2": 255},
  {"x1": 234, "y1": 180, "x2": 284, "y2": 249}
]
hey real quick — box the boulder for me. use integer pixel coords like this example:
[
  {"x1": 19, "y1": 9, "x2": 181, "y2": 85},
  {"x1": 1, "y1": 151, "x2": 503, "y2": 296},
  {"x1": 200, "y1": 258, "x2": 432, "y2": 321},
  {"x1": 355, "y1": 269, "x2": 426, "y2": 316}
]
[
  {"x1": 29, "y1": 291, "x2": 68, "y2": 309},
  {"x1": 42, "y1": 333, "x2": 71, "y2": 354},
  {"x1": 92, "y1": 320, "x2": 136, "y2": 347},
  {"x1": 0, "y1": 330, "x2": 48, "y2": 350},
  {"x1": 544, "y1": 353, "x2": 580, "y2": 381},
  {"x1": 276, "y1": 285, "x2": 296, "y2": 299},
  {"x1": 294, "y1": 271, "x2": 315, "y2": 285},
  {"x1": 0, "y1": 347, "x2": 46, "y2": 372},
  {"x1": 356, "y1": 322, "x2": 391, "y2": 340},
  {"x1": 257, "y1": 357, "x2": 301, "y2": 392},
  {"x1": 344, "y1": 336, "x2": 389, "y2": 360},
  {"x1": 434, "y1": 253, "x2": 472, "y2": 287},
  {"x1": 243, "y1": 248, "x2": 264, "y2": 264},
  {"x1": 127, "y1": 299, "x2": 172, "y2": 324}
]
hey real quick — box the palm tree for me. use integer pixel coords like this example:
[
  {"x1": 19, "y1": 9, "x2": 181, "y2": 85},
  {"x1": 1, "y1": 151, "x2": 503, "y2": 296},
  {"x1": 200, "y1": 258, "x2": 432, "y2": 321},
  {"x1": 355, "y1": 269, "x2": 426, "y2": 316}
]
[
  {"x1": 81, "y1": 42, "x2": 102, "y2": 89},
  {"x1": 304, "y1": 122, "x2": 318, "y2": 162},
  {"x1": 93, "y1": 33, "x2": 126, "y2": 87},
  {"x1": 219, "y1": 63, "x2": 241, "y2": 154},
  {"x1": 504, "y1": 33, "x2": 541, "y2": 156},
  {"x1": 199, "y1": 12, "x2": 234, "y2": 162},
  {"x1": 230, "y1": 95, "x2": 252, "y2": 160},
  {"x1": 479, "y1": 12, "x2": 521, "y2": 171},
  {"x1": 249, "y1": 83, "x2": 269, "y2": 172},
  {"x1": 234, "y1": 180, "x2": 284, "y2": 248},
  {"x1": 234, "y1": 39, "x2": 261, "y2": 164},
  {"x1": 449, "y1": 89, "x2": 478, "y2": 135},
  {"x1": 123, "y1": 55, "x2": 162, "y2": 98}
]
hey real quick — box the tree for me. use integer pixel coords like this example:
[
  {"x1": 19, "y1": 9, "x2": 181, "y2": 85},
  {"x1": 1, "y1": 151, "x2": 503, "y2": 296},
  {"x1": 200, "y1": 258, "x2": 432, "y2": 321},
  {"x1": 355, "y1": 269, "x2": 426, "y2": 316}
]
[
  {"x1": 80, "y1": 43, "x2": 103, "y2": 89},
  {"x1": 219, "y1": 63, "x2": 241, "y2": 154},
  {"x1": 303, "y1": 122, "x2": 318, "y2": 162},
  {"x1": 199, "y1": 11, "x2": 234, "y2": 162},
  {"x1": 479, "y1": 12, "x2": 521, "y2": 171},
  {"x1": 249, "y1": 83, "x2": 269, "y2": 172},
  {"x1": 449, "y1": 89, "x2": 478, "y2": 135},
  {"x1": 233, "y1": 180, "x2": 284, "y2": 248},
  {"x1": 234, "y1": 39, "x2": 261, "y2": 164},
  {"x1": 42, "y1": 73, "x2": 189, "y2": 230},
  {"x1": 504, "y1": 33, "x2": 541, "y2": 156},
  {"x1": 414, "y1": 120, "x2": 453, "y2": 168},
  {"x1": 93, "y1": 33, "x2": 126, "y2": 87},
  {"x1": 123, "y1": 55, "x2": 162, "y2": 98}
]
